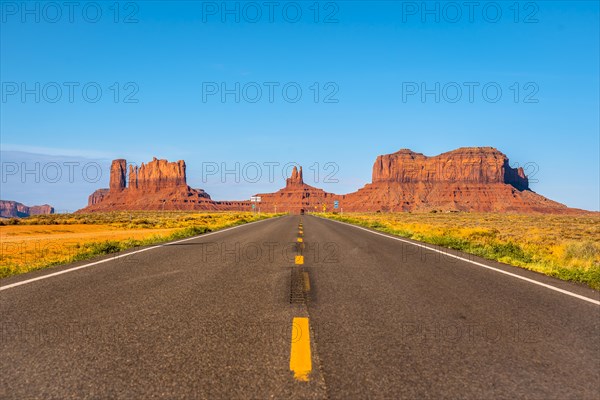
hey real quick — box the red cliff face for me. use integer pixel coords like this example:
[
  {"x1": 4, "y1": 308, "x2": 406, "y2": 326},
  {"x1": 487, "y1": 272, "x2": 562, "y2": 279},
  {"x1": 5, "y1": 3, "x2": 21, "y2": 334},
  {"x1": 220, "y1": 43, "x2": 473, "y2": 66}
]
[
  {"x1": 129, "y1": 158, "x2": 187, "y2": 192},
  {"x1": 81, "y1": 158, "x2": 217, "y2": 212},
  {"x1": 29, "y1": 204, "x2": 55, "y2": 215},
  {"x1": 88, "y1": 189, "x2": 109, "y2": 206},
  {"x1": 109, "y1": 159, "x2": 127, "y2": 192},
  {"x1": 372, "y1": 147, "x2": 529, "y2": 190},
  {"x1": 341, "y1": 147, "x2": 564, "y2": 213},
  {"x1": 0, "y1": 200, "x2": 54, "y2": 218}
]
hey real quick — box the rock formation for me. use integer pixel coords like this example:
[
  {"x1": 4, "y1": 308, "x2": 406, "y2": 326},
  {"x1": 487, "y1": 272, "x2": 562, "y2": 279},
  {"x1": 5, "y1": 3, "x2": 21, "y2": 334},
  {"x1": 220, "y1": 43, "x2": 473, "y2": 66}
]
[
  {"x1": 286, "y1": 166, "x2": 304, "y2": 186},
  {"x1": 252, "y1": 165, "x2": 338, "y2": 213},
  {"x1": 372, "y1": 148, "x2": 529, "y2": 190},
  {"x1": 0, "y1": 200, "x2": 54, "y2": 218},
  {"x1": 128, "y1": 158, "x2": 187, "y2": 191},
  {"x1": 339, "y1": 147, "x2": 569, "y2": 213},
  {"x1": 88, "y1": 189, "x2": 109, "y2": 206},
  {"x1": 251, "y1": 147, "x2": 570, "y2": 214},
  {"x1": 79, "y1": 148, "x2": 587, "y2": 214},
  {"x1": 109, "y1": 159, "x2": 127, "y2": 192},
  {"x1": 81, "y1": 158, "x2": 227, "y2": 212}
]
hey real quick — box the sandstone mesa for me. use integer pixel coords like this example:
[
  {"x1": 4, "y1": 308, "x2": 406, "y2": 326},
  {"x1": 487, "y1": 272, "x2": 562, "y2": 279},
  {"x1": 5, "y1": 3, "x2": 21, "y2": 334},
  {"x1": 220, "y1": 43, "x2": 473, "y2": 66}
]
[{"x1": 0, "y1": 200, "x2": 54, "y2": 218}]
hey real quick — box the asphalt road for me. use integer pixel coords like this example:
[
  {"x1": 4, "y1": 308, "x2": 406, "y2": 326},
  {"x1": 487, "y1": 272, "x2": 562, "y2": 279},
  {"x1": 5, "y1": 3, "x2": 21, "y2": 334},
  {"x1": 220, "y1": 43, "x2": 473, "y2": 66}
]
[{"x1": 1, "y1": 215, "x2": 599, "y2": 399}]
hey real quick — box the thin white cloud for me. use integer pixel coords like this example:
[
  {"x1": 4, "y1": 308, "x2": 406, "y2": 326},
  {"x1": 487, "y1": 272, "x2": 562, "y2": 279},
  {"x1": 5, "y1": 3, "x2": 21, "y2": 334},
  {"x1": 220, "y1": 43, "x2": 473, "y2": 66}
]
[{"x1": 1, "y1": 144, "x2": 113, "y2": 160}]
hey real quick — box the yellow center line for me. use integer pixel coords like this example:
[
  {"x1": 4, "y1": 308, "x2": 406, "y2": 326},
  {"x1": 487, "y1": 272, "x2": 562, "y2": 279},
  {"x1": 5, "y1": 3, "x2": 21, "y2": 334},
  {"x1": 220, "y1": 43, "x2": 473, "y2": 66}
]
[
  {"x1": 295, "y1": 255, "x2": 304, "y2": 265},
  {"x1": 302, "y1": 272, "x2": 310, "y2": 292},
  {"x1": 290, "y1": 317, "x2": 312, "y2": 381}
]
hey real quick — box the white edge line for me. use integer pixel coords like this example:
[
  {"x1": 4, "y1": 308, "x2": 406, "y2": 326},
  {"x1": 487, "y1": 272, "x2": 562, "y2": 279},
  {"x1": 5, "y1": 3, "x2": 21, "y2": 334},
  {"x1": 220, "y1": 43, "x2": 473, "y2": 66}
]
[
  {"x1": 0, "y1": 216, "x2": 280, "y2": 292},
  {"x1": 319, "y1": 216, "x2": 600, "y2": 306}
]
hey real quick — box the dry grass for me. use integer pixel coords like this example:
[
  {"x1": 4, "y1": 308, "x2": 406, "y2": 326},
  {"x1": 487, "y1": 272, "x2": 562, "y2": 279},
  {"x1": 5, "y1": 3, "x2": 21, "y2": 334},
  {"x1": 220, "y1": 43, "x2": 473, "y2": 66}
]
[
  {"x1": 318, "y1": 212, "x2": 600, "y2": 290},
  {"x1": 0, "y1": 211, "x2": 279, "y2": 278}
]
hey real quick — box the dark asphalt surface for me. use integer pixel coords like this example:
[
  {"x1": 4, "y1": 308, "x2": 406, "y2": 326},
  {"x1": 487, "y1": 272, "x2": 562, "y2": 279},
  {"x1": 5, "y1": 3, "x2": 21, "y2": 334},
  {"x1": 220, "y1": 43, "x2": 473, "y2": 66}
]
[{"x1": 1, "y1": 215, "x2": 599, "y2": 399}]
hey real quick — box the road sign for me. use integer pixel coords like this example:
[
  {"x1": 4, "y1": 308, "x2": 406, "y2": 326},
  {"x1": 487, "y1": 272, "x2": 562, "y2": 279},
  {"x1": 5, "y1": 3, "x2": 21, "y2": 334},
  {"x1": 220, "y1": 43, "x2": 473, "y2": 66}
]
[
  {"x1": 252, "y1": 204, "x2": 256, "y2": 210},
  {"x1": 250, "y1": 196, "x2": 261, "y2": 202},
  {"x1": 334, "y1": 200, "x2": 339, "y2": 209}
]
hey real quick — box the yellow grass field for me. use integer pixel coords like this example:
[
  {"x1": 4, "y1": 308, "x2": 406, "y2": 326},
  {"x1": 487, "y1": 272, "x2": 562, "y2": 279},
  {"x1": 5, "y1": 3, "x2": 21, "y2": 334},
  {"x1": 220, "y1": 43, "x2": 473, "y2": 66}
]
[
  {"x1": 318, "y1": 212, "x2": 600, "y2": 290},
  {"x1": 0, "y1": 212, "x2": 278, "y2": 278}
]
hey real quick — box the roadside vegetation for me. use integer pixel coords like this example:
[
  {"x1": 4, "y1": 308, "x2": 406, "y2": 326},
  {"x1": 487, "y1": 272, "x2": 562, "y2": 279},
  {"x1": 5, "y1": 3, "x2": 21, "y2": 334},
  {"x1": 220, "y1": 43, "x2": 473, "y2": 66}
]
[
  {"x1": 0, "y1": 211, "x2": 280, "y2": 279},
  {"x1": 317, "y1": 212, "x2": 600, "y2": 290}
]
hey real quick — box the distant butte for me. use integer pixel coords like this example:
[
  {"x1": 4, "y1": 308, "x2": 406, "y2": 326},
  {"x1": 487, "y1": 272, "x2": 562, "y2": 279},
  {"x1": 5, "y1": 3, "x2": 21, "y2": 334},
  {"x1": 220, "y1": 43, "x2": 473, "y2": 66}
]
[
  {"x1": 79, "y1": 147, "x2": 586, "y2": 214},
  {"x1": 254, "y1": 165, "x2": 336, "y2": 213},
  {"x1": 0, "y1": 200, "x2": 54, "y2": 218}
]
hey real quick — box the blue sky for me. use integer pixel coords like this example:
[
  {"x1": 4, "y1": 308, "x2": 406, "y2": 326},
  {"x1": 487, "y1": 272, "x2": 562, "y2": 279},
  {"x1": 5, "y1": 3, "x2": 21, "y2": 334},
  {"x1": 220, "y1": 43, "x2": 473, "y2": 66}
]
[{"x1": 1, "y1": 1, "x2": 599, "y2": 211}]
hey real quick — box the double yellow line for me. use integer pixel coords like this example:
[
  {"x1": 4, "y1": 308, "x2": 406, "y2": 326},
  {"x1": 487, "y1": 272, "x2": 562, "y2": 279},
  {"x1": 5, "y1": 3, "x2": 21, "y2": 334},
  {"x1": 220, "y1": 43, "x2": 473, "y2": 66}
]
[
  {"x1": 290, "y1": 217, "x2": 312, "y2": 381},
  {"x1": 295, "y1": 220, "x2": 304, "y2": 265}
]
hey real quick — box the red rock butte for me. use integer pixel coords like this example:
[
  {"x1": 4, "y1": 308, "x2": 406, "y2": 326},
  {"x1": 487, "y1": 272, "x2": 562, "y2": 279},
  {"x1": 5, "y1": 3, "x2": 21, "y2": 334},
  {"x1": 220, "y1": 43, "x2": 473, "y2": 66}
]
[
  {"x1": 253, "y1": 166, "x2": 337, "y2": 213},
  {"x1": 0, "y1": 200, "x2": 54, "y2": 218},
  {"x1": 79, "y1": 148, "x2": 585, "y2": 214},
  {"x1": 84, "y1": 157, "x2": 249, "y2": 212}
]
